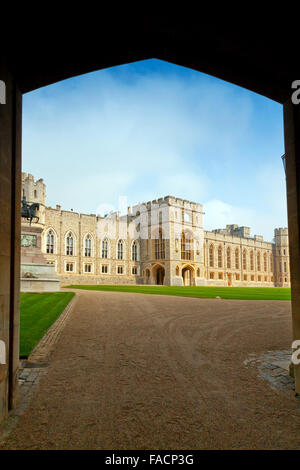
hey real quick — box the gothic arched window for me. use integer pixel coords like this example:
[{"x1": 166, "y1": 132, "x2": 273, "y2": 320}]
[
  {"x1": 227, "y1": 247, "x2": 231, "y2": 268},
  {"x1": 250, "y1": 251, "x2": 254, "y2": 270},
  {"x1": 66, "y1": 232, "x2": 74, "y2": 256},
  {"x1": 209, "y1": 244, "x2": 214, "y2": 268},
  {"x1": 264, "y1": 252, "x2": 267, "y2": 272},
  {"x1": 235, "y1": 248, "x2": 239, "y2": 269},
  {"x1": 155, "y1": 229, "x2": 165, "y2": 260},
  {"x1": 181, "y1": 231, "x2": 192, "y2": 260},
  {"x1": 46, "y1": 230, "x2": 54, "y2": 254},
  {"x1": 118, "y1": 240, "x2": 124, "y2": 260},
  {"x1": 218, "y1": 245, "x2": 222, "y2": 268},
  {"x1": 243, "y1": 249, "x2": 247, "y2": 270},
  {"x1": 102, "y1": 239, "x2": 108, "y2": 258},
  {"x1": 132, "y1": 241, "x2": 137, "y2": 261},
  {"x1": 84, "y1": 234, "x2": 92, "y2": 257}
]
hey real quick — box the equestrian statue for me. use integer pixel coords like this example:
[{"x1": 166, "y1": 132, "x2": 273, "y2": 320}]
[{"x1": 21, "y1": 195, "x2": 39, "y2": 224}]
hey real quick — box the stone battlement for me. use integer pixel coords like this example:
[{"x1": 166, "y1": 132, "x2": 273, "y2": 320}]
[
  {"x1": 22, "y1": 172, "x2": 46, "y2": 206},
  {"x1": 130, "y1": 195, "x2": 203, "y2": 215},
  {"x1": 274, "y1": 227, "x2": 289, "y2": 235},
  {"x1": 22, "y1": 172, "x2": 44, "y2": 185},
  {"x1": 212, "y1": 224, "x2": 252, "y2": 239}
]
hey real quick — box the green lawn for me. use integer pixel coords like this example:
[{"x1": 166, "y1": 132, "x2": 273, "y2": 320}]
[
  {"x1": 64, "y1": 285, "x2": 291, "y2": 301},
  {"x1": 20, "y1": 292, "x2": 75, "y2": 358}
]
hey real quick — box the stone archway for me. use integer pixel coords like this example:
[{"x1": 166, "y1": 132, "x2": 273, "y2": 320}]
[
  {"x1": 1, "y1": 19, "x2": 300, "y2": 421},
  {"x1": 152, "y1": 265, "x2": 165, "y2": 285},
  {"x1": 156, "y1": 267, "x2": 165, "y2": 285},
  {"x1": 182, "y1": 265, "x2": 194, "y2": 286}
]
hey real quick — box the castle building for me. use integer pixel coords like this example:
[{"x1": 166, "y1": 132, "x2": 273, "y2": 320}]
[{"x1": 21, "y1": 173, "x2": 291, "y2": 287}]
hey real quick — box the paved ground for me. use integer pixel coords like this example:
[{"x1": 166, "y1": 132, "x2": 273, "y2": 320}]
[{"x1": 0, "y1": 290, "x2": 299, "y2": 450}]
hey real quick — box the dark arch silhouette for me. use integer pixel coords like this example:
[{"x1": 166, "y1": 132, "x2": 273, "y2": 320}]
[{"x1": 1, "y1": 16, "x2": 300, "y2": 417}]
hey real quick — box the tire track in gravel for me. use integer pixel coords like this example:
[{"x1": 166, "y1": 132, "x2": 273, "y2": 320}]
[{"x1": 139, "y1": 295, "x2": 238, "y2": 447}]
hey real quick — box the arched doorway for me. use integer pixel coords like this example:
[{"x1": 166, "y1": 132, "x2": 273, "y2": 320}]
[
  {"x1": 156, "y1": 267, "x2": 165, "y2": 285},
  {"x1": 153, "y1": 265, "x2": 165, "y2": 285},
  {"x1": 182, "y1": 266, "x2": 194, "y2": 286}
]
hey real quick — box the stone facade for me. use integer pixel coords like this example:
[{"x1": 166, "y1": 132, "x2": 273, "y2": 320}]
[{"x1": 22, "y1": 173, "x2": 290, "y2": 287}]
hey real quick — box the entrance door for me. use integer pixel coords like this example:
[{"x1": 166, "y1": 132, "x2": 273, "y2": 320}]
[
  {"x1": 156, "y1": 267, "x2": 165, "y2": 285},
  {"x1": 182, "y1": 267, "x2": 192, "y2": 286}
]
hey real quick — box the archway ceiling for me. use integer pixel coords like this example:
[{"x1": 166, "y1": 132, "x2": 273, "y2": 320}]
[{"x1": 3, "y1": 17, "x2": 300, "y2": 103}]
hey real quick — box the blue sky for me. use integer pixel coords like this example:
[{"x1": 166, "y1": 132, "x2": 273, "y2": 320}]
[{"x1": 22, "y1": 59, "x2": 286, "y2": 242}]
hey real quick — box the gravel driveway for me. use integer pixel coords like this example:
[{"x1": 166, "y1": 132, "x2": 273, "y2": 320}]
[{"x1": 1, "y1": 290, "x2": 299, "y2": 449}]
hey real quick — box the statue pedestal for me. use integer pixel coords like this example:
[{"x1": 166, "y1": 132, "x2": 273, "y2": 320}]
[{"x1": 21, "y1": 225, "x2": 60, "y2": 292}]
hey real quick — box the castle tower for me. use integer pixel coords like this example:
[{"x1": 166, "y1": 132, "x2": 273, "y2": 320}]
[
  {"x1": 21, "y1": 172, "x2": 46, "y2": 227},
  {"x1": 168, "y1": 197, "x2": 205, "y2": 286},
  {"x1": 274, "y1": 228, "x2": 290, "y2": 287},
  {"x1": 133, "y1": 196, "x2": 205, "y2": 286},
  {"x1": 20, "y1": 173, "x2": 60, "y2": 292}
]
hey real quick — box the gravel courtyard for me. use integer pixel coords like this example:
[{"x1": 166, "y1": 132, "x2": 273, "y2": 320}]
[{"x1": 1, "y1": 290, "x2": 299, "y2": 449}]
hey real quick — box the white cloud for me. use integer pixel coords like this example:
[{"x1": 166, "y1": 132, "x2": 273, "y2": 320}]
[
  {"x1": 203, "y1": 199, "x2": 286, "y2": 242},
  {"x1": 156, "y1": 171, "x2": 211, "y2": 202}
]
